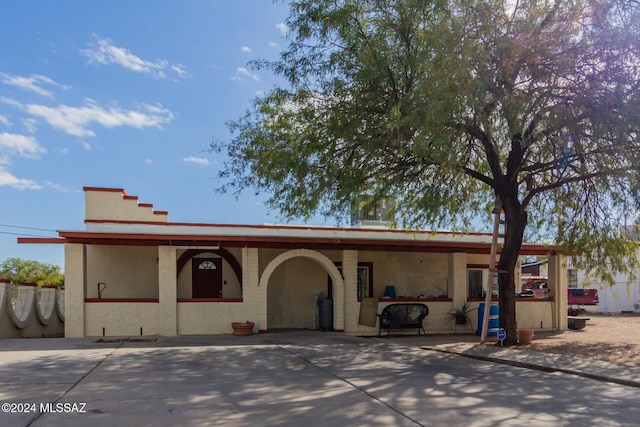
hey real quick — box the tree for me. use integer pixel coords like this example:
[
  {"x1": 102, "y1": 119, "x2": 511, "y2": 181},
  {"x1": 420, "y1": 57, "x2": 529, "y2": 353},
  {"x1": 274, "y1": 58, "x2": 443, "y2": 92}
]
[
  {"x1": 215, "y1": 0, "x2": 640, "y2": 345},
  {"x1": 0, "y1": 258, "x2": 64, "y2": 286}
]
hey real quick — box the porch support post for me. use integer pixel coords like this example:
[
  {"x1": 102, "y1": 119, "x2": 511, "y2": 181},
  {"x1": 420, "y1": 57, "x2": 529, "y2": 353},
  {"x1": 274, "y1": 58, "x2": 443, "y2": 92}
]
[
  {"x1": 341, "y1": 250, "x2": 358, "y2": 332},
  {"x1": 242, "y1": 248, "x2": 262, "y2": 330},
  {"x1": 65, "y1": 243, "x2": 86, "y2": 338},
  {"x1": 158, "y1": 246, "x2": 177, "y2": 336},
  {"x1": 448, "y1": 252, "x2": 467, "y2": 323},
  {"x1": 548, "y1": 254, "x2": 568, "y2": 330}
]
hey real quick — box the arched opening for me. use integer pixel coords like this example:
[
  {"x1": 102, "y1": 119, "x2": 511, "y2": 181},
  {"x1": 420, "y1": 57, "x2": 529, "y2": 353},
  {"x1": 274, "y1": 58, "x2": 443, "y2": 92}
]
[
  {"x1": 259, "y1": 249, "x2": 343, "y2": 331},
  {"x1": 176, "y1": 248, "x2": 243, "y2": 299}
]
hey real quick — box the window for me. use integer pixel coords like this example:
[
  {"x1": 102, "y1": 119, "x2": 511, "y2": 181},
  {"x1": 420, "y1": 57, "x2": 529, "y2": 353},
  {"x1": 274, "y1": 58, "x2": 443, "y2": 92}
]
[
  {"x1": 328, "y1": 262, "x2": 373, "y2": 299},
  {"x1": 356, "y1": 264, "x2": 372, "y2": 299},
  {"x1": 567, "y1": 269, "x2": 578, "y2": 289},
  {"x1": 467, "y1": 266, "x2": 495, "y2": 298},
  {"x1": 198, "y1": 260, "x2": 217, "y2": 269}
]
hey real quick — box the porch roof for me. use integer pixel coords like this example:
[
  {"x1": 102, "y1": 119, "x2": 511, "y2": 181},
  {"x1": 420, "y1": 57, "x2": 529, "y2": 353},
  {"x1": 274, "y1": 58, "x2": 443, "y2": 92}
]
[{"x1": 20, "y1": 219, "x2": 557, "y2": 255}]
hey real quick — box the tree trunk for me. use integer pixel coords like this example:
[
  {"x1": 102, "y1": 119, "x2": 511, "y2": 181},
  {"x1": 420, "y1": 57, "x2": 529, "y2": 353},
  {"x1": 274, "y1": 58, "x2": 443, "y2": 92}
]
[{"x1": 497, "y1": 196, "x2": 528, "y2": 346}]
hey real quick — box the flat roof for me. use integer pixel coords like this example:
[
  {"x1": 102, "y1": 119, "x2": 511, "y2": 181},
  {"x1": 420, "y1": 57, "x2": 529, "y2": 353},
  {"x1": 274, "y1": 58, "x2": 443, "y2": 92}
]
[{"x1": 19, "y1": 219, "x2": 557, "y2": 255}]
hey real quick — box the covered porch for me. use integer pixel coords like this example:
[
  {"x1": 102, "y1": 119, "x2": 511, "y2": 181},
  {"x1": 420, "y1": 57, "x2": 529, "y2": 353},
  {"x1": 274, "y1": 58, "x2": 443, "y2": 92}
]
[{"x1": 62, "y1": 242, "x2": 566, "y2": 338}]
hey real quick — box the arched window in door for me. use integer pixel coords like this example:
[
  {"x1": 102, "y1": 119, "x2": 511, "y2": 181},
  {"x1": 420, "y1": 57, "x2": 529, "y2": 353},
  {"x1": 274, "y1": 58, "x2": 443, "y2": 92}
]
[{"x1": 198, "y1": 260, "x2": 217, "y2": 269}]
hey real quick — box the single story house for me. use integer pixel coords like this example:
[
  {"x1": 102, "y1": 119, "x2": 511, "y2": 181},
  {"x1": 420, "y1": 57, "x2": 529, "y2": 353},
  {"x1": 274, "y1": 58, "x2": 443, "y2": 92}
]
[{"x1": 20, "y1": 187, "x2": 569, "y2": 337}]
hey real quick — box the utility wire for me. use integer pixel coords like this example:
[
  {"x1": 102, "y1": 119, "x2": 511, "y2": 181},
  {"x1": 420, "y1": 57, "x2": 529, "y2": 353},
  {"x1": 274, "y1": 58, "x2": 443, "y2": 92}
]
[
  {"x1": 0, "y1": 231, "x2": 59, "y2": 238},
  {"x1": 0, "y1": 223, "x2": 57, "y2": 232}
]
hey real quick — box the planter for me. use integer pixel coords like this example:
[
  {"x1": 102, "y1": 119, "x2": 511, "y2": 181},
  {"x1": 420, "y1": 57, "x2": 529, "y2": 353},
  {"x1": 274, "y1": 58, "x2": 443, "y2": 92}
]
[
  {"x1": 454, "y1": 315, "x2": 467, "y2": 325},
  {"x1": 518, "y1": 329, "x2": 534, "y2": 345},
  {"x1": 231, "y1": 322, "x2": 254, "y2": 336}
]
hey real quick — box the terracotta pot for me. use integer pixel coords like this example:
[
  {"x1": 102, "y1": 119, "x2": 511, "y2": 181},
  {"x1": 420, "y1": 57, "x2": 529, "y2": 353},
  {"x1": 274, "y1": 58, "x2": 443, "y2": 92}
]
[
  {"x1": 231, "y1": 322, "x2": 254, "y2": 336},
  {"x1": 518, "y1": 329, "x2": 534, "y2": 345}
]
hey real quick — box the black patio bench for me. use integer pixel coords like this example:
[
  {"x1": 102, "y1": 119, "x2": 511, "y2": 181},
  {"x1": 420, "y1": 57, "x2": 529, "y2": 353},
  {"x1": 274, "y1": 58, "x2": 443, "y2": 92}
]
[{"x1": 377, "y1": 303, "x2": 429, "y2": 337}]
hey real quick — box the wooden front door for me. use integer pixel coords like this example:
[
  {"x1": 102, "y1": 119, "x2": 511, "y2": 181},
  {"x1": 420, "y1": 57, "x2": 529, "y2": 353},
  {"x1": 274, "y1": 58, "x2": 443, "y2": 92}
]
[{"x1": 192, "y1": 258, "x2": 223, "y2": 298}]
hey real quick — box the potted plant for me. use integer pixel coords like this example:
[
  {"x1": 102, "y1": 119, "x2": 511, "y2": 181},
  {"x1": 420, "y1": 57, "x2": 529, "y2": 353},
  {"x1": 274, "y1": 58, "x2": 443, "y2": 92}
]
[
  {"x1": 447, "y1": 302, "x2": 477, "y2": 327},
  {"x1": 231, "y1": 321, "x2": 255, "y2": 336}
]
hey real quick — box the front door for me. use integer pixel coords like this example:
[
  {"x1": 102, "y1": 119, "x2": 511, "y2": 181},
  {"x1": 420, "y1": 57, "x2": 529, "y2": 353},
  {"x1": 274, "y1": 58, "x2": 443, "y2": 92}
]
[{"x1": 192, "y1": 258, "x2": 223, "y2": 298}]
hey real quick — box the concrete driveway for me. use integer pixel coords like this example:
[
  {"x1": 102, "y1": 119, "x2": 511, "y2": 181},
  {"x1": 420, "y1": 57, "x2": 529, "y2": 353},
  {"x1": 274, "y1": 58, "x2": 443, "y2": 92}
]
[{"x1": 1, "y1": 332, "x2": 639, "y2": 426}]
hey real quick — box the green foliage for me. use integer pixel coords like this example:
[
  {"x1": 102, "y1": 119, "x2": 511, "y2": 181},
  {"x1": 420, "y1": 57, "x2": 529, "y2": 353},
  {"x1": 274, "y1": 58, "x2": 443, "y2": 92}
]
[
  {"x1": 215, "y1": 0, "x2": 640, "y2": 341},
  {"x1": 0, "y1": 258, "x2": 64, "y2": 286},
  {"x1": 447, "y1": 302, "x2": 477, "y2": 325}
]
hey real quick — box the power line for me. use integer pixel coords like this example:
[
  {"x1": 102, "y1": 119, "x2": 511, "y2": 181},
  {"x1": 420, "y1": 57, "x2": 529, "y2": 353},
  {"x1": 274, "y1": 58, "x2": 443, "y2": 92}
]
[
  {"x1": 0, "y1": 231, "x2": 59, "y2": 238},
  {"x1": 0, "y1": 223, "x2": 57, "y2": 232}
]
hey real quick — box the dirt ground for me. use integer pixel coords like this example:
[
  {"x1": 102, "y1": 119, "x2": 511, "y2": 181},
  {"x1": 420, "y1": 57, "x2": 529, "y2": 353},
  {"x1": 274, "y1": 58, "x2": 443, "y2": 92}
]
[{"x1": 519, "y1": 310, "x2": 640, "y2": 367}]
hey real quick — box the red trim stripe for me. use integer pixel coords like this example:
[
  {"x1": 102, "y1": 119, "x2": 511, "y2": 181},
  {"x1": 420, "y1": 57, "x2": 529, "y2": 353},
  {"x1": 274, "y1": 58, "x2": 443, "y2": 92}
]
[
  {"x1": 177, "y1": 298, "x2": 243, "y2": 303},
  {"x1": 18, "y1": 238, "x2": 66, "y2": 244},
  {"x1": 83, "y1": 187, "x2": 125, "y2": 193},
  {"x1": 85, "y1": 298, "x2": 159, "y2": 303}
]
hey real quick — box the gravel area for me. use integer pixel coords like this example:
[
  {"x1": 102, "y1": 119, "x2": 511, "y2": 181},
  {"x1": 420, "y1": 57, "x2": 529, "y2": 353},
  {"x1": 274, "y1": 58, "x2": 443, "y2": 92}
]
[{"x1": 520, "y1": 311, "x2": 640, "y2": 367}]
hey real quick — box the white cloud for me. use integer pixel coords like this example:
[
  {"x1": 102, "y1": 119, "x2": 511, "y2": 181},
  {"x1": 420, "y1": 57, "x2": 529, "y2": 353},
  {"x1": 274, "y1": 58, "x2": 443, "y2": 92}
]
[
  {"x1": 0, "y1": 73, "x2": 62, "y2": 98},
  {"x1": 268, "y1": 41, "x2": 279, "y2": 48},
  {"x1": 276, "y1": 23, "x2": 288, "y2": 36},
  {"x1": 81, "y1": 36, "x2": 187, "y2": 80},
  {"x1": 80, "y1": 141, "x2": 92, "y2": 150},
  {"x1": 24, "y1": 99, "x2": 174, "y2": 137},
  {"x1": 171, "y1": 64, "x2": 188, "y2": 78},
  {"x1": 183, "y1": 156, "x2": 209, "y2": 166},
  {"x1": 241, "y1": 46, "x2": 252, "y2": 53},
  {"x1": 22, "y1": 118, "x2": 37, "y2": 133},
  {"x1": 0, "y1": 132, "x2": 47, "y2": 159},
  {"x1": 0, "y1": 114, "x2": 11, "y2": 127},
  {"x1": 144, "y1": 158, "x2": 154, "y2": 164},
  {"x1": 44, "y1": 181, "x2": 68, "y2": 192},
  {"x1": 0, "y1": 97, "x2": 24, "y2": 109},
  {"x1": 0, "y1": 166, "x2": 42, "y2": 190},
  {"x1": 56, "y1": 147, "x2": 70, "y2": 155},
  {"x1": 231, "y1": 67, "x2": 259, "y2": 82}
]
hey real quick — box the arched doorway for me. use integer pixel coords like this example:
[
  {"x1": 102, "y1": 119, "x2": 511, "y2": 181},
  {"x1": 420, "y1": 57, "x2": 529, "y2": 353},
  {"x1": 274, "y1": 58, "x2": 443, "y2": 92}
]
[
  {"x1": 259, "y1": 249, "x2": 344, "y2": 331},
  {"x1": 176, "y1": 248, "x2": 242, "y2": 298}
]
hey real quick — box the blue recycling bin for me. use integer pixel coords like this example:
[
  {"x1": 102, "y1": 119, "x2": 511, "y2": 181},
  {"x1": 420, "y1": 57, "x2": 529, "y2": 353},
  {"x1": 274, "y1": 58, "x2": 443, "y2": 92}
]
[
  {"x1": 477, "y1": 303, "x2": 499, "y2": 337},
  {"x1": 383, "y1": 285, "x2": 396, "y2": 298}
]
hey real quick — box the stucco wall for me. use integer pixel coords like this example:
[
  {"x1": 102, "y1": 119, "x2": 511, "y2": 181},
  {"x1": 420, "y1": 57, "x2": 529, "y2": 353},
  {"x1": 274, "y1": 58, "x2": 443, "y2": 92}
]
[
  {"x1": 358, "y1": 251, "x2": 449, "y2": 298},
  {"x1": 0, "y1": 284, "x2": 64, "y2": 338},
  {"x1": 85, "y1": 188, "x2": 168, "y2": 222},
  {"x1": 177, "y1": 302, "x2": 248, "y2": 335},
  {"x1": 85, "y1": 302, "x2": 159, "y2": 336},
  {"x1": 86, "y1": 245, "x2": 159, "y2": 299},
  {"x1": 466, "y1": 254, "x2": 493, "y2": 265},
  {"x1": 266, "y1": 257, "x2": 327, "y2": 328},
  {"x1": 465, "y1": 300, "x2": 554, "y2": 332}
]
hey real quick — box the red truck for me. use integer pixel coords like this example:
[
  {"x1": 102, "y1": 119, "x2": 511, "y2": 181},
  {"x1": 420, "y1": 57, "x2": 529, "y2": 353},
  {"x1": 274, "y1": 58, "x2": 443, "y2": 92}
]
[
  {"x1": 521, "y1": 276, "x2": 599, "y2": 311},
  {"x1": 568, "y1": 288, "x2": 599, "y2": 305}
]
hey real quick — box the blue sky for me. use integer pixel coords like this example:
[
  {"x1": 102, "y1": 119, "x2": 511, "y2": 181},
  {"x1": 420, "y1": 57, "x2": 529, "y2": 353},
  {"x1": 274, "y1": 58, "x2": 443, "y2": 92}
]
[{"x1": 0, "y1": 1, "x2": 302, "y2": 269}]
